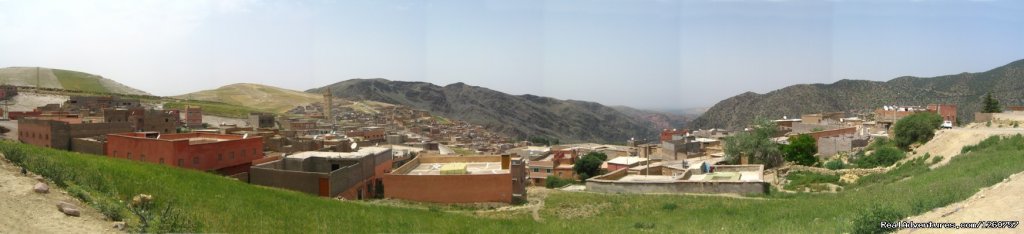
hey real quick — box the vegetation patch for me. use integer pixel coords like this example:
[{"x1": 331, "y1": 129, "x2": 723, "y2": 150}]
[
  {"x1": 53, "y1": 69, "x2": 110, "y2": 93},
  {"x1": 163, "y1": 100, "x2": 261, "y2": 119},
  {"x1": 784, "y1": 171, "x2": 840, "y2": 191}
]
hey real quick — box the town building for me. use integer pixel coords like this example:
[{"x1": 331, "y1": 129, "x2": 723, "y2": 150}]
[
  {"x1": 587, "y1": 163, "x2": 767, "y2": 195},
  {"x1": 249, "y1": 147, "x2": 393, "y2": 199},
  {"x1": 18, "y1": 117, "x2": 133, "y2": 150},
  {"x1": 248, "y1": 112, "x2": 275, "y2": 130},
  {"x1": 105, "y1": 132, "x2": 264, "y2": 175},
  {"x1": 926, "y1": 104, "x2": 957, "y2": 123},
  {"x1": 384, "y1": 154, "x2": 526, "y2": 203},
  {"x1": 659, "y1": 129, "x2": 688, "y2": 142},
  {"x1": 185, "y1": 106, "x2": 203, "y2": 129},
  {"x1": 606, "y1": 156, "x2": 648, "y2": 172}
]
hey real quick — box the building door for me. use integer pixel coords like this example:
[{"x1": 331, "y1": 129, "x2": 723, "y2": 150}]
[{"x1": 318, "y1": 178, "x2": 330, "y2": 197}]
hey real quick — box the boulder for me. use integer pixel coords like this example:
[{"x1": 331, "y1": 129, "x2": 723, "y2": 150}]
[
  {"x1": 57, "y1": 202, "x2": 80, "y2": 217},
  {"x1": 112, "y1": 222, "x2": 126, "y2": 230},
  {"x1": 33, "y1": 183, "x2": 49, "y2": 194}
]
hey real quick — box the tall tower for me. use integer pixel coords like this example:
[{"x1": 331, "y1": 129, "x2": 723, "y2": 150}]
[{"x1": 323, "y1": 87, "x2": 333, "y2": 121}]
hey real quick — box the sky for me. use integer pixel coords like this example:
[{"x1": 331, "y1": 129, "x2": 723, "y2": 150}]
[{"x1": 1, "y1": 0, "x2": 1022, "y2": 109}]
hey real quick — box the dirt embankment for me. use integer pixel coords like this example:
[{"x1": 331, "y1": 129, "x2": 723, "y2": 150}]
[
  {"x1": 900, "y1": 172, "x2": 1024, "y2": 234},
  {"x1": 0, "y1": 154, "x2": 117, "y2": 233}
]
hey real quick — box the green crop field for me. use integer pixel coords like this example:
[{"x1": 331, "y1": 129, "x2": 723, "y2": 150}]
[
  {"x1": 3, "y1": 134, "x2": 1023, "y2": 233},
  {"x1": 163, "y1": 100, "x2": 261, "y2": 119},
  {"x1": 52, "y1": 69, "x2": 110, "y2": 93}
]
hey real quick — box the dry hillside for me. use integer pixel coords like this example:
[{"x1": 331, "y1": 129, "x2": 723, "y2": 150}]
[{"x1": 174, "y1": 83, "x2": 323, "y2": 113}]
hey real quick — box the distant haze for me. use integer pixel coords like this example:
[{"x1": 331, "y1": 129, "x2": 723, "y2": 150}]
[{"x1": 1, "y1": 0, "x2": 1022, "y2": 109}]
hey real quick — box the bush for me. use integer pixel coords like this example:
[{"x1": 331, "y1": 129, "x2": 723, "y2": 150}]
[
  {"x1": 851, "y1": 207, "x2": 904, "y2": 234},
  {"x1": 931, "y1": 156, "x2": 944, "y2": 165},
  {"x1": 892, "y1": 112, "x2": 942, "y2": 150},
  {"x1": 782, "y1": 134, "x2": 818, "y2": 166},
  {"x1": 855, "y1": 146, "x2": 906, "y2": 168},
  {"x1": 574, "y1": 152, "x2": 607, "y2": 181},
  {"x1": 824, "y1": 159, "x2": 845, "y2": 170},
  {"x1": 96, "y1": 197, "x2": 125, "y2": 221},
  {"x1": 545, "y1": 175, "x2": 572, "y2": 189}
]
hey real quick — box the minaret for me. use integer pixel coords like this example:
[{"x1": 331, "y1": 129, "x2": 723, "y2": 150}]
[{"x1": 323, "y1": 87, "x2": 332, "y2": 121}]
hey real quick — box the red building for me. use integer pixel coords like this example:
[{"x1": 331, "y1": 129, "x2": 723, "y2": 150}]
[
  {"x1": 660, "y1": 129, "x2": 688, "y2": 142},
  {"x1": 926, "y1": 104, "x2": 957, "y2": 123},
  {"x1": 105, "y1": 132, "x2": 263, "y2": 175}
]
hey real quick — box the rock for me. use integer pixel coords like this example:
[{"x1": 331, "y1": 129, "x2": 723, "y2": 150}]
[
  {"x1": 34, "y1": 175, "x2": 46, "y2": 183},
  {"x1": 840, "y1": 173, "x2": 860, "y2": 184},
  {"x1": 57, "y1": 202, "x2": 80, "y2": 217},
  {"x1": 112, "y1": 222, "x2": 126, "y2": 230},
  {"x1": 33, "y1": 182, "x2": 49, "y2": 194}
]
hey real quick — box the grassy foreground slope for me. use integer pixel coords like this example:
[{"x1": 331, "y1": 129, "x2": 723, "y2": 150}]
[
  {"x1": 2, "y1": 135, "x2": 1024, "y2": 233},
  {"x1": 0, "y1": 141, "x2": 534, "y2": 233}
]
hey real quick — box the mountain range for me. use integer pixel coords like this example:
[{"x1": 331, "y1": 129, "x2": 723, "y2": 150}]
[
  {"x1": 691, "y1": 59, "x2": 1024, "y2": 129},
  {"x1": 307, "y1": 79, "x2": 689, "y2": 143}
]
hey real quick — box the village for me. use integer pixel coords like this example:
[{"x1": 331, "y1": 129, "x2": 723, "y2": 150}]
[{"x1": 5, "y1": 83, "x2": 1020, "y2": 207}]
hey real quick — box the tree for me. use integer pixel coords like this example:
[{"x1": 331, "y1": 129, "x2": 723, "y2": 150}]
[
  {"x1": 724, "y1": 119, "x2": 784, "y2": 168},
  {"x1": 782, "y1": 134, "x2": 818, "y2": 166},
  {"x1": 573, "y1": 152, "x2": 607, "y2": 181},
  {"x1": 892, "y1": 112, "x2": 942, "y2": 150},
  {"x1": 982, "y1": 92, "x2": 1002, "y2": 113}
]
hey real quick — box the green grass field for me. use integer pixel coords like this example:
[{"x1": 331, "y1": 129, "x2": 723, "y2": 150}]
[
  {"x1": 163, "y1": 100, "x2": 261, "y2": 119},
  {"x1": 52, "y1": 69, "x2": 110, "y2": 93},
  {"x1": 3, "y1": 134, "x2": 1024, "y2": 233}
]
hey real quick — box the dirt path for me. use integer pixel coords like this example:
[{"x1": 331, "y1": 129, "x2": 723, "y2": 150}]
[
  {"x1": 899, "y1": 171, "x2": 1024, "y2": 234},
  {"x1": 0, "y1": 155, "x2": 117, "y2": 233}
]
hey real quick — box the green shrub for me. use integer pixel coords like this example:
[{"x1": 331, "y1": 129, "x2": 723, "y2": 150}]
[
  {"x1": 855, "y1": 146, "x2": 906, "y2": 168},
  {"x1": 66, "y1": 183, "x2": 92, "y2": 203},
  {"x1": 783, "y1": 134, "x2": 818, "y2": 166},
  {"x1": 545, "y1": 175, "x2": 572, "y2": 189},
  {"x1": 931, "y1": 156, "x2": 943, "y2": 165},
  {"x1": 851, "y1": 207, "x2": 904, "y2": 234},
  {"x1": 824, "y1": 159, "x2": 845, "y2": 170},
  {"x1": 96, "y1": 197, "x2": 125, "y2": 221},
  {"x1": 892, "y1": 112, "x2": 942, "y2": 149}
]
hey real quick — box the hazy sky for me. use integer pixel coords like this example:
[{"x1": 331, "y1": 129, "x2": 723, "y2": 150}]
[{"x1": 1, "y1": 0, "x2": 1022, "y2": 109}]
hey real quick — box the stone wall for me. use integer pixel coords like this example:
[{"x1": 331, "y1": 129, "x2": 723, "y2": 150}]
[
  {"x1": 586, "y1": 178, "x2": 767, "y2": 195},
  {"x1": 817, "y1": 136, "x2": 868, "y2": 158},
  {"x1": 70, "y1": 138, "x2": 105, "y2": 155}
]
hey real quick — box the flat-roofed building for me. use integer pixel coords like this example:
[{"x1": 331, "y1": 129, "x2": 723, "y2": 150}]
[
  {"x1": 18, "y1": 117, "x2": 133, "y2": 151},
  {"x1": 384, "y1": 154, "x2": 526, "y2": 203},
  {"x1": 105, "y1": 132, "x2": 264, "y2": 175},
  {"x1": 250, "y1": 148, "x2": 393, "y2": 199}
]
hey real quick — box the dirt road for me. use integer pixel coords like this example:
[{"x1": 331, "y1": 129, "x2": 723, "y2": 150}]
[{"x1": 0, "y1": 155, "x2": 117, "y2": 233}]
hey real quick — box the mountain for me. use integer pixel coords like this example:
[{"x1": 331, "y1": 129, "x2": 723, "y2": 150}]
[
  {"x1": 0, "y1": 67, "x2": 150, "y2": 95},
  {"x1": 611, "y1": 106, "x2": 691, "y2": 132},
  {"x1": 174, "y1": 83, "x2": 323, "y2": 113},
  {"x1": 691, "y1": 59, "x2": 1024, "y2": 129},
  {"x1": 309, "y1": 79, "x2": 666, "y2": 143}
]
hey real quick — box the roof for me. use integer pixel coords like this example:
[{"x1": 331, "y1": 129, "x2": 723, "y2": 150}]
[
  {"x1": 286, "y1": 147, "x2": 390, "y2": 160},
  {"x1": 607, "y1": 156, "x2": 648, "y2": 165}
]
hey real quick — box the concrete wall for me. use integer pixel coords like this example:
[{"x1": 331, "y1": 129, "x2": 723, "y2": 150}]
[
  {"x1": 384, "y1": 173, "x2": 513, "y2": 203},
  {"x1": 817, "y1": 135, "x2": 868, "y2": 158},
  {"x1": 71, "y1": 138, "x2": 105, "y2": 155},
  {"x1": 975, "y1": 112, "x2": 995, "y2": 123},
  {"x1": 807, "y1": 127, "x2": 856, "y2": 141},
  {"x1": 586, "y1": 178, "x2": 767, "y2": 195},
  {"x1": 250, "y1": 161, "x2": 324, "y2": 195}
]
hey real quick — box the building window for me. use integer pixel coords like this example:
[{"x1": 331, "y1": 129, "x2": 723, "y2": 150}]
[
  {"x1": 230, "y1": 152, "x2": 235, "y2": 160},
  {"x1": 241, "y1": 151, "x2": 246, "y2": 158},
  {"x1": 218, "y1": 154, "x2": 223, "y2": 161},
  {"x1": 127, "y1": 153, "x2": 132, "y2": 160},
  {"x1": 177, "y1": 159, "x2": 184, "y2": 166},
  {"x1": 546, "y1": 169, "x2": 552, "y2": 173},
  {"x1": 159, "y1": 158, "x2": 164, "y2": 164},
  {"x1": 140, "y1": 154, "x2": 145, "y2": 161},
  {"x1": 193, "y1": 157, "x2": 199, "y2": 165},
  {"x1": 533, "y1": 168, "x2": 539, "y2": 173}
]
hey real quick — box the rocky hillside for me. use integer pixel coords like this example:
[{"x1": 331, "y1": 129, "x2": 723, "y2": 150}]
[
  {"x1": 0, "y1": 67, "x2": 150, "y2": 95},
  {"x1": 309, "y1": 79, "x2": 674, "y2": 143},
  {"x1": 691, "y1": 59, "x2": 1024, "y2": 129},
  {"x1": 174, "y1": 83, "x2": 323, "y2": 113}
]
